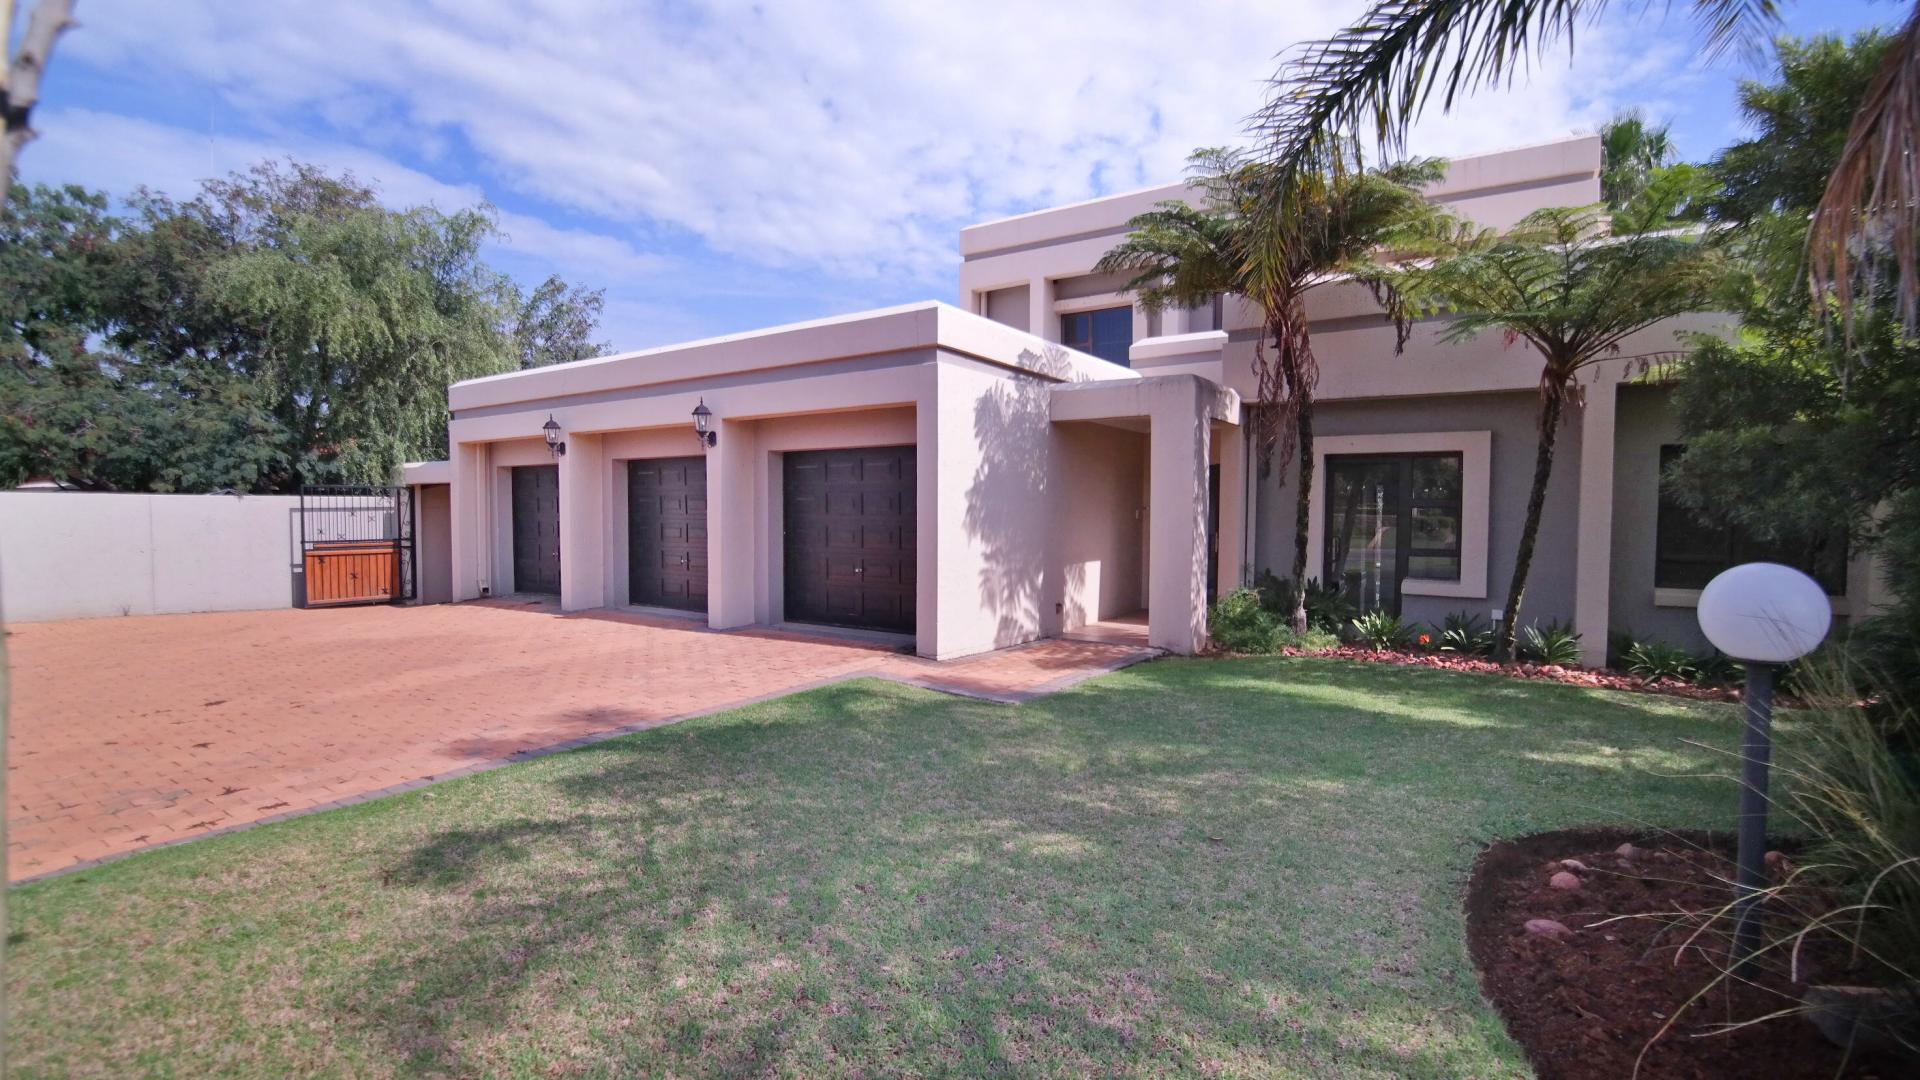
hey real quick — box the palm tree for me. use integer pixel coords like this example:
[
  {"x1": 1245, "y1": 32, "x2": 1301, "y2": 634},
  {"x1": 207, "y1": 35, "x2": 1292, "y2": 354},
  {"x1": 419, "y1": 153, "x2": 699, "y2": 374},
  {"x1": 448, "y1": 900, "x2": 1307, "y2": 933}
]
[
  {"x1": 1257, "y1": 0, "x2": 1920, "y2": 329},
  {"x1": 1599, "y1": 110, "x2": 1675, "y2": 208},
  {"x1": 1095, "y1": 143, "x2": 1441, "y2": 633},
  {"x1": 1386, "y1": 206, "x2": 1727, "y2": 659}
]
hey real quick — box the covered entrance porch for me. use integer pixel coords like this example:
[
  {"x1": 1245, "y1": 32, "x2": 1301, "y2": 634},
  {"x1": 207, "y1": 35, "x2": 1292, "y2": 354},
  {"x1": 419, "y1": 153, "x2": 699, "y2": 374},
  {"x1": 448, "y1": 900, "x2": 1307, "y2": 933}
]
[{"x1": 1048, "y1": 373, "x2": 1243, "y2": 654}]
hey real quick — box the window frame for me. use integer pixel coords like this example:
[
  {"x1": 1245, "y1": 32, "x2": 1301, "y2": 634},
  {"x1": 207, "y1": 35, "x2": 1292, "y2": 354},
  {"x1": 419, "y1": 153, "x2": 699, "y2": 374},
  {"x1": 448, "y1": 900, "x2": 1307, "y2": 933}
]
[
  {"x1": 1059, "y1": 305, "x2": 1134, "y2": 367},
  {"x1": 1323, "y1": 451, "x2": 1465, "y2": 615},
  {"x1": 1654, "y1": 445, "x2": 1847, "y2": 596}
]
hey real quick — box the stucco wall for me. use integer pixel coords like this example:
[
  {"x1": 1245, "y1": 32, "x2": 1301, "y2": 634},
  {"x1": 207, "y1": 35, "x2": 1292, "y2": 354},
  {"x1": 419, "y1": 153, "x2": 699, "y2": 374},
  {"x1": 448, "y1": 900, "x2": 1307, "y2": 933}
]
[
  {"x1": 1052, "y1": 423, "x2": 1147, "y2": 627},
  {"x1": 984, "y1": 285, "x2": 1030, "y2": 333},
  {"x1": 0, "y1": 491, "x2": 300, "y2": 622},
  {"x1": 1253, "y1": 390, "x2": 1587, "y2": 634},
  {"x1": 417, "y1": 484, "x2": 454, "y2": 605}
]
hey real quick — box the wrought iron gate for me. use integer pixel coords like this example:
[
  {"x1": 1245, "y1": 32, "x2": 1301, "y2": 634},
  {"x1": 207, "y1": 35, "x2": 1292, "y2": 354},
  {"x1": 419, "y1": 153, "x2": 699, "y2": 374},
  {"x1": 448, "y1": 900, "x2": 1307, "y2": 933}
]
[{"x1": 299, "y1": 484, "x2": 416, "y2": 606}]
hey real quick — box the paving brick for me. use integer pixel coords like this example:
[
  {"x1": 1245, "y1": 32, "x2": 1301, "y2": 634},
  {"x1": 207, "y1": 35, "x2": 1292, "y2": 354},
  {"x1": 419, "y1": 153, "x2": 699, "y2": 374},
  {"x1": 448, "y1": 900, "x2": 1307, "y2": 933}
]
[{"x1": 8, "y1": 600, "x2": 1153, "y2": 880}]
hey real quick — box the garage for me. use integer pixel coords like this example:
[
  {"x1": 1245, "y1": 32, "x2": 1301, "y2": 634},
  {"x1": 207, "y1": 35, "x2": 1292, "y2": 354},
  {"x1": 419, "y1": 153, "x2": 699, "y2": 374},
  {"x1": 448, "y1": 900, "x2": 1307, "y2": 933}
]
[
  {"x1": 783, "y1": 446, "x2": 916, "y2": 633},
  {"x1": 511, "y1": 464, "x2": 561, "y2": 594},
  {"x1": 627, "y1": 456, "x2": 709, "y2": 612}
]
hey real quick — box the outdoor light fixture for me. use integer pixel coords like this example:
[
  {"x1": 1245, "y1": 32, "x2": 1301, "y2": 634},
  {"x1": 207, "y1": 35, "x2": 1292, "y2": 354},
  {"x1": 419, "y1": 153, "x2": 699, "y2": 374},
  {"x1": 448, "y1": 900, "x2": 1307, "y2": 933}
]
[
  {"x1": 542, "y1": 414, "x2": 566, "y2": 457},
  {"x1": 1696, "y1": 561, "x2": 1831, "y2": 969},
  {"x1": 691, "y1": 398, "x2": 717, "y2": 448}
]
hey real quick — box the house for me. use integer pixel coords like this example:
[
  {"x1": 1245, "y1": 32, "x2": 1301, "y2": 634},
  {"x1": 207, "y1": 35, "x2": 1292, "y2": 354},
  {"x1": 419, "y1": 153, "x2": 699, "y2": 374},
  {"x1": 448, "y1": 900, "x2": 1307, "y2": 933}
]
[{"x1": 404, "y1": 133, "x2": 1889, "y2": 665}]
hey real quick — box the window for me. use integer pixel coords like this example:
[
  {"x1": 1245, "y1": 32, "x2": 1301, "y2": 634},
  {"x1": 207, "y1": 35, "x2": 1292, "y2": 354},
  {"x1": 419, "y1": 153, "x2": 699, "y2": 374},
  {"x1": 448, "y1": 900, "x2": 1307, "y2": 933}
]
[
  {"x1": 1655, "y1": 445, "x2": 1847, "y2": 594},
  {"x1": 1324, "y1": 453, "x2": 1463, "y2": 615},
  {"x1": 1061, "y1": 306, "x2": 1133, "y2": 366}
]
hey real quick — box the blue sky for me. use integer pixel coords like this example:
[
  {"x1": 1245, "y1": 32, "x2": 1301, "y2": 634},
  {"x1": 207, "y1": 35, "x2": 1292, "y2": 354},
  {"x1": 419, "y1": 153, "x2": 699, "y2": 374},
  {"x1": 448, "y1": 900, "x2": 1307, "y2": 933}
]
[{"x1": 14, "y1": 0, "x2": 1903, "y2": 351}]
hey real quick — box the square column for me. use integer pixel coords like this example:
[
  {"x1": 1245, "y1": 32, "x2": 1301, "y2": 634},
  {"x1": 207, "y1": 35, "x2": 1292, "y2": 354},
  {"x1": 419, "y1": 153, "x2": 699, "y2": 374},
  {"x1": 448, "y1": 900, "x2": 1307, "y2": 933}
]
[
  {"x1": 558, "y1": 431, "x2": 606, "y2": 612},
  {"x1": 706, "y1": 418, "x2": 757, "y2": 629},
  {"x1": 1148, "y1": 383, "x2": 1212, "y2": 654},
  {"x1": 1214, "y1": 421, "x2": 1248, "y2": 599},
  {"x1": 1573, "y1": 381, "x2": 1618, "y2": 666},
  {"x1": 447, "y1": 440, "x2": 487, "y2": 600}
]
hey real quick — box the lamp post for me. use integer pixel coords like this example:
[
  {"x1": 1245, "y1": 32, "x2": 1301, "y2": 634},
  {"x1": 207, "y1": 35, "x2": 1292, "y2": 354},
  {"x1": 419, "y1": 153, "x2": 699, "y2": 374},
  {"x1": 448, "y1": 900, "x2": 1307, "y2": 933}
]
[{"x1": 1695, "y1": 562, "x2": 1831, "y2": 970}]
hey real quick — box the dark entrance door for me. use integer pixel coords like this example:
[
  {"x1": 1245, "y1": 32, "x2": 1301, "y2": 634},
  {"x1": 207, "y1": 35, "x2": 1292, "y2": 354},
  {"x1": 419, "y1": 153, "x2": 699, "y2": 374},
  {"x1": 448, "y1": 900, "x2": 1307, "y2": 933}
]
[
  {"x1": 627, "y1": 456, "x2": 709, "y2": 612},
  {"x1": 511, "y1": 464, "x2": 561, "y2": 594},
  {"x1": 1207, "y1": 464, "x2": 1221, "y2": 603},
  {"x1": 783, "y1": 446, "x2": 916, "y2": 633}
]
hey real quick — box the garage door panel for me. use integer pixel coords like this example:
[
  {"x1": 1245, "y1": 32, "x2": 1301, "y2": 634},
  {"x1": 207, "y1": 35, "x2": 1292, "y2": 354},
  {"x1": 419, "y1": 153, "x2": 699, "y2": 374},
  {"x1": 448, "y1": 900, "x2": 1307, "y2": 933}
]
[
  {"x1": 628, "y1": 456, "x2": 709, "y2": 613},
  {"x1": 784, "y1": 445, "x2": 916, "y2": 634}
]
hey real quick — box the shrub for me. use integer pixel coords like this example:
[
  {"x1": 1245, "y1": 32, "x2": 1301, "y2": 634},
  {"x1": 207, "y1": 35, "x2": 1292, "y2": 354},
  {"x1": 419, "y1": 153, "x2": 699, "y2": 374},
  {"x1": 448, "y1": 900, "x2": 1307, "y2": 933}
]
[
  {"x1": 1253, "y1": 572, "x2": 1356, "y2": 633},
  {"x1": 1625, "y1": 639, "x2": 1697, "y2": 681},
  {"x1": 1283, "y1": 626, "x2": 1342, "y2": 652},
  {"x1": 1439, "y1": 611, "x2": 1494, "y2": 656},
  {"x1": 1208, "y1": 588, "x2": 1283, "y2": 653},
  {"x1": 1349, "y1": 610, "x2": 1412, "y2": 651},
  {"x1": 1519, "y1": 620, "x2": 1584, "y2": 667}
]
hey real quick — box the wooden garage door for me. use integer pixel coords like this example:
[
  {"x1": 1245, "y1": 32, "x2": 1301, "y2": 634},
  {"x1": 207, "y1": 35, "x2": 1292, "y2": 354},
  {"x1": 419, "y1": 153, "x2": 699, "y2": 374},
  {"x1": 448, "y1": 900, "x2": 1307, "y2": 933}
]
[
  {"x1": 628, "y1": 456, "x2": 709, "y2": 612},
  {"x1": 784, "y1": 446, "x2": 916, "y2": 633},
  {"x1": 511, "y1": 464, "x2": 561, "y2": 595}
]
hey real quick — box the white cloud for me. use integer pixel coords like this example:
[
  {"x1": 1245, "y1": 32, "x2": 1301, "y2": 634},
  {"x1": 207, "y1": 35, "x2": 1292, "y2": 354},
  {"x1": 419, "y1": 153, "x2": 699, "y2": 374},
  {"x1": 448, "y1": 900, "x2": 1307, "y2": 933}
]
[
  {"x1": 26, "y1": 107, "x2": 668, "y2": 284},
  {"x1": 30, "y1": 1, "x2": 1707, "y2": 336}
]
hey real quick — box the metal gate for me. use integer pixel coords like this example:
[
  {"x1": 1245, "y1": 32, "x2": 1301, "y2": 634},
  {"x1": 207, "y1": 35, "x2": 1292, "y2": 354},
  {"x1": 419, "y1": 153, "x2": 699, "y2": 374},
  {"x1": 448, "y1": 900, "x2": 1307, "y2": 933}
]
[{"x1": 299, "y1": 485, "x2": 416, "y2": 607}]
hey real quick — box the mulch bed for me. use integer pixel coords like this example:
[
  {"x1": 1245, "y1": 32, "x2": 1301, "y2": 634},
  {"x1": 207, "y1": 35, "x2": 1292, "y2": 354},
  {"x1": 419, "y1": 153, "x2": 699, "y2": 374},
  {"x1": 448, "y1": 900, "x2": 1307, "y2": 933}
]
[
  {"x1": 1275, "y1": 645, "x2": 1747, "y2": 705},
  {"x1": 1466, "y1": 827, "x2": 1900, "y2": 1079}
]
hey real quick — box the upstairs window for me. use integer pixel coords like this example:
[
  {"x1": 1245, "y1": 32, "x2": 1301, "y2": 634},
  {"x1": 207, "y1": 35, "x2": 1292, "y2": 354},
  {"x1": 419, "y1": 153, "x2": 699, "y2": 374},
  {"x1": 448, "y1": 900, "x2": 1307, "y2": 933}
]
[
  {"x1": 1061, "y1": 306, "x2": 1133, "y2": 367},
  {"x1": 1655, "y1": 445, "x2": 1848, "y2": 594}
]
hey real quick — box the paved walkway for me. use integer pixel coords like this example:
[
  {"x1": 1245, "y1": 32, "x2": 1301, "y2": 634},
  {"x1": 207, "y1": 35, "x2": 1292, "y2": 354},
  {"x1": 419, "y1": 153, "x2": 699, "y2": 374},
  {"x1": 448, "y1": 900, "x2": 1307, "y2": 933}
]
[{"x1": 6, "y1": 601, "x2": 1155, "y2": 881}]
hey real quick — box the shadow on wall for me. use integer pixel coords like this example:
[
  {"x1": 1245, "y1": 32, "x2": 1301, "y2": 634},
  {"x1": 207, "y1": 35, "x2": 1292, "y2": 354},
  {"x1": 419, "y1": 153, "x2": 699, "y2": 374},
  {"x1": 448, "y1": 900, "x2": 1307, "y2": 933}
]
[{"x1": 964, "y1": 347, "x2": 1086, "y2": 648}]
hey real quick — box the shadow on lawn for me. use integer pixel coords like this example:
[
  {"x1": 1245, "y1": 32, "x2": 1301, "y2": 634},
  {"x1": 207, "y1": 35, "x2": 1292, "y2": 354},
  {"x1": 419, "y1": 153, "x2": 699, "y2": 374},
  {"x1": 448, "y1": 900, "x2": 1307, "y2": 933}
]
[{"x1": 337, "y1": 663, "x2": 1731, "y2": 1076}]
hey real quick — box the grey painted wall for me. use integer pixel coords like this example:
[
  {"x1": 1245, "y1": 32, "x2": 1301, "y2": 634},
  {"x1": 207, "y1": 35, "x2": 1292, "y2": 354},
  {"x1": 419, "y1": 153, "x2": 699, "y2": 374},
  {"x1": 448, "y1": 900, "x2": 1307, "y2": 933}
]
[
  {"x1": 984, "y1": 284, "x2": 1030, "y2": 333},
  {"x1": 1252, "y1": 390, "x2": 1588, "y2": 635}
]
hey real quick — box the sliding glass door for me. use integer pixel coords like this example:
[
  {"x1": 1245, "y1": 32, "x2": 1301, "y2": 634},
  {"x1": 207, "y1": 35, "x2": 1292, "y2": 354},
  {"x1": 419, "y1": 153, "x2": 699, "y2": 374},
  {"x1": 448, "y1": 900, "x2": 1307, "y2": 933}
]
[{"x1": 1324, "y1": 453, "x2": 1463, "y2": 616}]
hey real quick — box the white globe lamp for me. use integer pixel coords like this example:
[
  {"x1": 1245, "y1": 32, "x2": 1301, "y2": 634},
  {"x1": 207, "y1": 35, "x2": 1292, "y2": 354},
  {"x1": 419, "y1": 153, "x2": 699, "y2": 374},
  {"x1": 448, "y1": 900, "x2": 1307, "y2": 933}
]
[
  {"x1": 1696, "y1": 561, "x2": 1831, "y2": 664},
  {"x1": 1696, "y1": 562, "x2": 1830, "y2": 969}
]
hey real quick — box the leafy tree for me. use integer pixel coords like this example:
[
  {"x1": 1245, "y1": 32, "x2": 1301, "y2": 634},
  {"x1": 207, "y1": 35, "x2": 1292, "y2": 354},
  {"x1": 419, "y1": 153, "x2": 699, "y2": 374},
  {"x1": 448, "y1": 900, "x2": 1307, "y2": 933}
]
[
  {"x1": 1096, "y1": 143, "x2": 1442, "y2": 632},
  {"x1": 1258, "y1": 0, "x2": 1920, "y2": 329},
  {"x1": 1709, "y1": 30, "x2": 1896, "y2": 220},
  {"x1": 0, "y1": 181, "x2": 289, "y2": 491},
  {"x1": 1599, "y1": 110, "x2": 1675, "y2": 208},
  {"x1": 2, "y1": 163, "x2": 615, "y2": 491},
  {"x1": 1388, "y1": 206, "x2": 1728, "y2": 658},
  {"x1": 513, "y1": 274, "x2": 609, "y2": 369}
]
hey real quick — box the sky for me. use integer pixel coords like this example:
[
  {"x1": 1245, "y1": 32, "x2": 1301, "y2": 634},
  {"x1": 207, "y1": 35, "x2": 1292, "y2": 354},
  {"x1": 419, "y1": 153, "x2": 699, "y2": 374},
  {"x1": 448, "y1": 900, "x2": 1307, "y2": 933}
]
[{"x1": 12, "y1": 0, "x2": 1904, "y2": 351}]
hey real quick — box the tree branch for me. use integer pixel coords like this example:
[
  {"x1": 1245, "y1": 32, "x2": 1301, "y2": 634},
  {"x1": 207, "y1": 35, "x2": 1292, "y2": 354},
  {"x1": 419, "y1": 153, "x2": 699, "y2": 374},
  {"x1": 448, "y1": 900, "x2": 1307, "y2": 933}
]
[{"x1": 1, "y1": 0, "x2": 78, "y2": 205}]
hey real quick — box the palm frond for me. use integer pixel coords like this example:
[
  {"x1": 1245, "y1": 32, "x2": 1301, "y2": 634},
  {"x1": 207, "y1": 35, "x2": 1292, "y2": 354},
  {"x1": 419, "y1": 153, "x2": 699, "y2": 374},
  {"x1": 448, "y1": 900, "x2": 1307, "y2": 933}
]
[
  {"x1": 1256, "y1": 1, "x2": 1782, "y2": 177},
  {"x1": 1808, "y1": 2, "x2": 1920, "y2": 335}
]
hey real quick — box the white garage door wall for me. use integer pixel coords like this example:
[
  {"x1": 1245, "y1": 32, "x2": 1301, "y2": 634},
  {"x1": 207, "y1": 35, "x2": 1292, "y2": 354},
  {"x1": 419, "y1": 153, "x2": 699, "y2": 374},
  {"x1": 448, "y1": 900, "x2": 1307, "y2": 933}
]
[{"x1": 0, "y1": 492, "x2": 303, "y2": 622}]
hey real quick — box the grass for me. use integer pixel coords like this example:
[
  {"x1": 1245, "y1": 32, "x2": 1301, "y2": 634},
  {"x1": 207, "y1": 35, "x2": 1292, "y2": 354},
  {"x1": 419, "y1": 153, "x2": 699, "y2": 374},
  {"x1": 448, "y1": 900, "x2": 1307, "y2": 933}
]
[{"x1": 7, "y1": 656, "x2": 1765, "y2": 1077}]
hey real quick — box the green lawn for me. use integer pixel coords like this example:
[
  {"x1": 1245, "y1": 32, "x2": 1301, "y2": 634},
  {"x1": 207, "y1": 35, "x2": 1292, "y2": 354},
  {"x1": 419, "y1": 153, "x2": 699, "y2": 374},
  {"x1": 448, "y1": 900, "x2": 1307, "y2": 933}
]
[{"x1": 8, "y1": 657, "x2": 1760, "y2": 1078}]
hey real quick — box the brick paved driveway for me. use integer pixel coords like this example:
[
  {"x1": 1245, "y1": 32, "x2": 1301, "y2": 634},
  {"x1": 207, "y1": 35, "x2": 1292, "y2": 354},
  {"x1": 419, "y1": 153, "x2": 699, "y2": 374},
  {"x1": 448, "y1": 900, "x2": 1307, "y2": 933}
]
[{"x1": 6, "y1": 601, "x2": 1153, "y2": 881}]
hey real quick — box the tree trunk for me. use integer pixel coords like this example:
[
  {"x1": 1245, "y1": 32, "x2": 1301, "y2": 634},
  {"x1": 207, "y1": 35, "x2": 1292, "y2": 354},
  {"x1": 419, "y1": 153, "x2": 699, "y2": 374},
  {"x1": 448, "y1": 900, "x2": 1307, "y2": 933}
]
[
  {"x1": 0, "y1": 0, "x2": 78, "y2": 208},
  {"x1": 1289, "y1": 397, "x2": 1314, "y2": 634},
  {"x1": 1495, "y1": 384, "x2": 1567, "y2": 661}
]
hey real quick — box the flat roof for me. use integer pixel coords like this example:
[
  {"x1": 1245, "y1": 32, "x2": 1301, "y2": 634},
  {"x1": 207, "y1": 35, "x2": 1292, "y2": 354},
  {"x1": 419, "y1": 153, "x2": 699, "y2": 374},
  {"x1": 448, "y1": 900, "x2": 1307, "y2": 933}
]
[{"x1": 447, "y1": 301, "x2": 1136, "y2": 413}]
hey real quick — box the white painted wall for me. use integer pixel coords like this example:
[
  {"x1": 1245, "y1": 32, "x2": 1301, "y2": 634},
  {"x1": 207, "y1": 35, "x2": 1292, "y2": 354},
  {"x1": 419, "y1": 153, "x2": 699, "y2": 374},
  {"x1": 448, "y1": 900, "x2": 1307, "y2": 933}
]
[{"x1": 0, "y1": 491, "x2": 301, "y2": 622}]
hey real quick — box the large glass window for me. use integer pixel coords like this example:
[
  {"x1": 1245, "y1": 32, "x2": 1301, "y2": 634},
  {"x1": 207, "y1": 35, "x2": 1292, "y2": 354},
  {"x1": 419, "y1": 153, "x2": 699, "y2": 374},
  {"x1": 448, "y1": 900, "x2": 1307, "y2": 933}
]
[
  {"x1": 1655, "y1": 445, "x2": 1847, "y2": 593},
  {"x1": 1061, "y1": 306, "x2": 1133, "y2": 367},
  {"x1": 1324, "y1": 453, "x2": 1463, "y2": 615}
]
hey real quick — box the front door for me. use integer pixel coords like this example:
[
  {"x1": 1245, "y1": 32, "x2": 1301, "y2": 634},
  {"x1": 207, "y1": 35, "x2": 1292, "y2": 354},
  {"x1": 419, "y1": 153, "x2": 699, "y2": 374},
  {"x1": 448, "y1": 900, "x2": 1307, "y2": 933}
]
[
  {"x1": 1324, "y1": 457, "x2": 1401, "y2": 615},
  {"x1": 627, "y1": 456, "x2": 709, "y2": 612},
  {"x1": 511, "y1": 464, "x2": 561, "y2": 594},
  {"x1": 783, "y1": 446, "x2": 916, "y2": 633}
]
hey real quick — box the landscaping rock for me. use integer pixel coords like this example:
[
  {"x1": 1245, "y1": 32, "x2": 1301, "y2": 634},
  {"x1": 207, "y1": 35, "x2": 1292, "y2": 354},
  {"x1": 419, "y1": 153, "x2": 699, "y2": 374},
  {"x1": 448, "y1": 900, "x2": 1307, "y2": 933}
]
[
  {"x1": 1802, "y1": 984, "x2": 1920, "y2": 1061},
  {"x1": 1548, "y1": 871, "x2": 1582, "y2": 891},
  {"x1": 1559, "y1": 858, "x2": 1590, "y2": 873},
  {"x1": 1524, "y1": 918, "x2": 1573, "y2": 939},
  {"x1": 1615, "y1": 843, "x2": 1638, "y2": 859}
]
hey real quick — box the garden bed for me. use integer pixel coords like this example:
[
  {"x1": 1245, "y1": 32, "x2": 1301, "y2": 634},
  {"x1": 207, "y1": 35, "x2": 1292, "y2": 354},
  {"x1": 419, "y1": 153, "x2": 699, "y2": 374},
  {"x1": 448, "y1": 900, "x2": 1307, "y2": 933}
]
[
  {"x1": 1465, "y1": 828, "x2": 1897, "y2": 1079},
  {"x1": 1274, "y1": 643, "x2": 1749, "y2": 704}
]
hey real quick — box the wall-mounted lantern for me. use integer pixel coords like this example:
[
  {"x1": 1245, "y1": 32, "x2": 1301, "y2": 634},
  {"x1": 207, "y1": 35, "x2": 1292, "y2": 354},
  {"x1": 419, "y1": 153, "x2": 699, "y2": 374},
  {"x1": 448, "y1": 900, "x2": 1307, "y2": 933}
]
[
  {"x1": 692, "y1": 398, "x2": 717, "y2": 448},
  {"x1": 543, "y1": 414, "x2": 566, "y2": 457}
]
